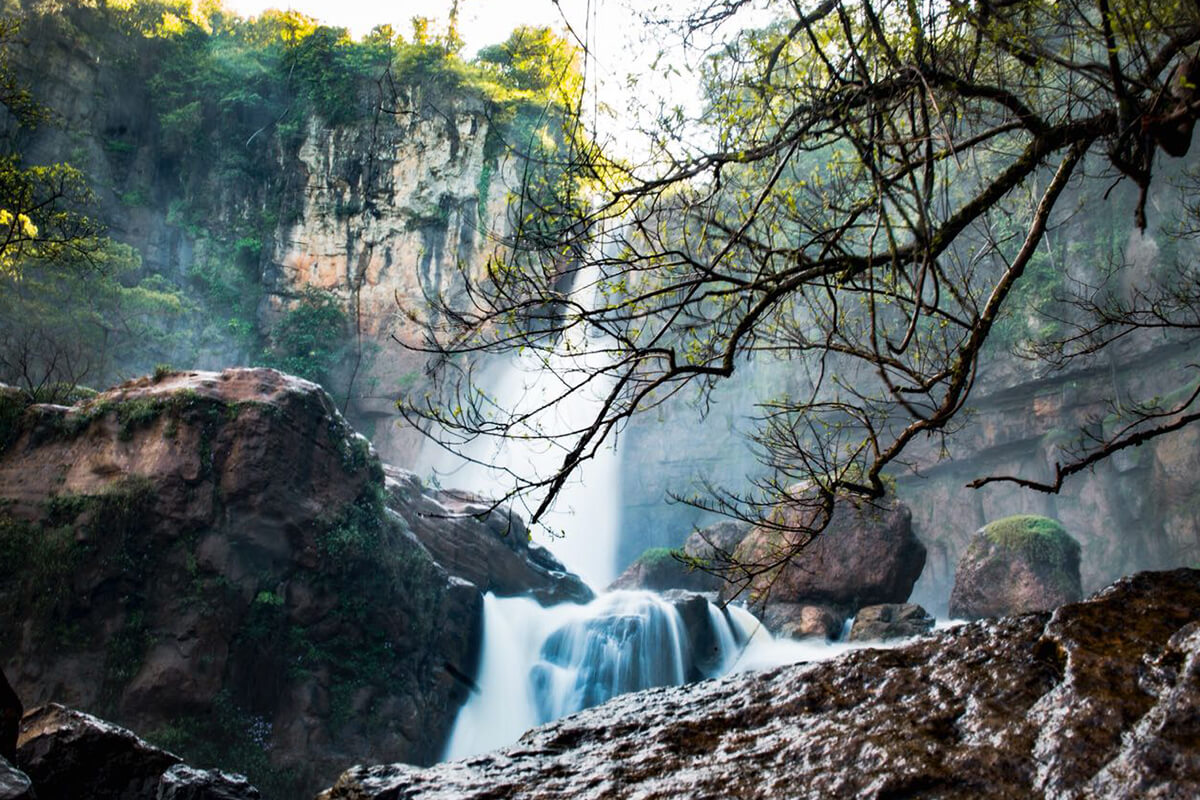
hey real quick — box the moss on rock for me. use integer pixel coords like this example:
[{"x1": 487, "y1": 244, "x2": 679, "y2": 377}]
[
  {"x1": 951, "y1": 514, "x2": 1083, "y2": 620},
  {"x1": 978, "y1": 514, "x2": 1080, "y2": 569}
]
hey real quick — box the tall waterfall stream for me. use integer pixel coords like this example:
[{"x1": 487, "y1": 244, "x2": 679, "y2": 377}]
[{"x1": 421, "y1": 266, "x2": 906, "y2": 760}]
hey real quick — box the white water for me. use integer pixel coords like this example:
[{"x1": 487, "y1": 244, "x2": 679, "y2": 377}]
[
  {"x1": 445, "y1": 590, "x2": 698, "y2": 759},
  {"x1": 443, "y1": 590, "x2": 919, "y2": 760},
  {"x1": 422, "y1": 266, "x2": 621, "y2": 589}
]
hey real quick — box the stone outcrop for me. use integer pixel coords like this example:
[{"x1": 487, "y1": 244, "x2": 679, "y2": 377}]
[
  {"x1": 13, "y1": 703, "x2": 260, "y2": 800},
  {"x1": 319, "y1": 569, "x2": 1200, "y2": 799},
  {"x1": 608, "y1": 521, "x2": 753, "y2": 594},
  {"x1": 0, "y1": 369, "x2": 483, "y2": 797},
  {"x1": 950, "y1": 515, "x2": 1083, "y2": 620},
  {"x1": 848, "y1": 603, "x2": 935, "y2": 642},
  {"x1": 660, "y1": 590, "x2": 738, "y2": 680},
  {"x1": 719, "y1": 493, "x2": 925, "y2": 639},
  {"x1": 384, "y1": 466, "x2": 592, "y2": 606}
]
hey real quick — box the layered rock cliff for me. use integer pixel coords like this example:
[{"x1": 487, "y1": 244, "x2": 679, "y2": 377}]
[{"x1": 3, "y1": 3, "x2": 534, "y2": 461}]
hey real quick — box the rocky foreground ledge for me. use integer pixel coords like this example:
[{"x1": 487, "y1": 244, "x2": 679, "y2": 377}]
[{"x1": 322, "y1": 569, "x2": 1200, "y2": 799}]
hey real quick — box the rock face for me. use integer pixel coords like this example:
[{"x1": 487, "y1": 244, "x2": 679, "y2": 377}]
[
  {"x1": 950, "y1": 515, "x2": 1083, "y2": 620},
  {"x1": 13, "y1": 703, "x2": 260, "y2": 800},
  {"x1": 319, "y1": 569, "x2": 1200, "y2": 799},
  {"x1": 0, "y1": 369, "x2": 482, "y2": 797},
  {"x1": 848, "y1": 603, "x2": 935, "y2": 642},
  {"x1": 719, "y1": 494, "x2": 925, "y2": 638},
  {"x1": 384, "y1": 466, "x2": 592, "y2": 606}
]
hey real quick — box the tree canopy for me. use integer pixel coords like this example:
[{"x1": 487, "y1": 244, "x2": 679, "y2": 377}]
[{"x1": 402, "y1": 0, "x2": 1200, "y2": 587}]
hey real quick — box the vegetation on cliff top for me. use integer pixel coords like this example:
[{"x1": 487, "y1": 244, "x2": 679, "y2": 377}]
[{"x1": 0, "y1": 0, "x2": 593, "y2": 407}]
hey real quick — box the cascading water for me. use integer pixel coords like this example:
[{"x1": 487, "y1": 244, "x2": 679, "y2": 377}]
[
  {"x1": 445, "y1": 590, "x2": 742, "y2": 760},
  {"x1": 421, "y1": 265, "x2": 621, "y2": 589},
  {"x1": 420, "y1": 246, "x2": 917, "y2": 763}
]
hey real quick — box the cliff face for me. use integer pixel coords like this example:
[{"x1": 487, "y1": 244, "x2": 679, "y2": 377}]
[
  {"x1": 4, "y1": 4, "x2": 528, "y2": 463},
  {"x1": 262, "y1": 101, "x2": 522, "y2": 459}
]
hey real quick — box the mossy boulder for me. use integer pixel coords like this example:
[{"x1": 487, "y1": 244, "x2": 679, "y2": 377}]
[
  {"x1": 949, "y1": 514, "x2": 1082, "y2": 620},
  {"x1": 607, "y1": 547, "x2": 719, "y2": 593}
]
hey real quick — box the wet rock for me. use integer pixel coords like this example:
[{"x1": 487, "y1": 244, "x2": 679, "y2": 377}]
[
  {"x1": 848, "y1": 603, "x2": 934, "y2": 641},
  {"x1": 0, "y1": 757, "x2": 33, "y2": 800},
  {"x1": 16, "y1": 703, "x2": 181, "y2": 799},
  {"x1": 384, "y1": 466, "x2": 593, "y2": 605},
  {"x1": 761, "y1": 603, "x2": 847, "y2": 640},
  {"x1": 155, "y1": 764, "x2": 260, "y2": 800},
  {"x1": 950, "y1": 514, "x2": 1082, "y2": 620},
  {"x1": 661, "y1": 590, "x2": 733, "y2": 679},
  {"x1": 318, "y1": 569, "x2": 1200, "y2": 800},
  {"x1": 316, "y1": 573, "x2": 1200, "y2": 800},
  {"x1": 0, "y1": 668, "x2": 18, "y2": 763}
]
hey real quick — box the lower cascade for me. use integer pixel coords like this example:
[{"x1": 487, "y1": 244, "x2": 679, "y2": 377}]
[
  {"x1": 445, "y1": 590, "x2": 742, "y2": 759},
  {"x1": 443, "y1": 589, "x2": 887, "y2": 760}
]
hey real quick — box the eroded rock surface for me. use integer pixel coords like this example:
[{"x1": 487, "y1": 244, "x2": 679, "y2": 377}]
[{"x1": 320, "y1": 569, "x2": 1200, "y2": 800}]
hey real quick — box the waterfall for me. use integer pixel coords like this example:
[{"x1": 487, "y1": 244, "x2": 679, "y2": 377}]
[
  {"x1": 421, "y1": 265, "x2": 621, "y2": 589},
  {"x1": 446, "y1": 590, "x2": 705, "y2": 760}
]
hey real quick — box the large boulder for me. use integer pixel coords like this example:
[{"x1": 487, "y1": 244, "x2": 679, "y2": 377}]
[
  {"x1": 16, "y1": 703, "x2": 182, "y2": 799},
  {"x1": 0, "y1": 369, "x2": 481, "y2": 796},
  {"x1": 848, "y1": 603, "x2": 935, "y2": 642},
  {"x1": 719, "y1": 493, "x2": 925, "y2": 637},
  {"x1": 384, "y1": 466, "x2": 592, "y2": 605},
  {"x1": 950, "y1": 514, "x2": 1082, "y2": 620},
  {"x1": 13, "y1": 704, "x2": 260, "y2": 800},
  {"x1": 317, "y1": 569, "x2": 1200, "y2": 799}
]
